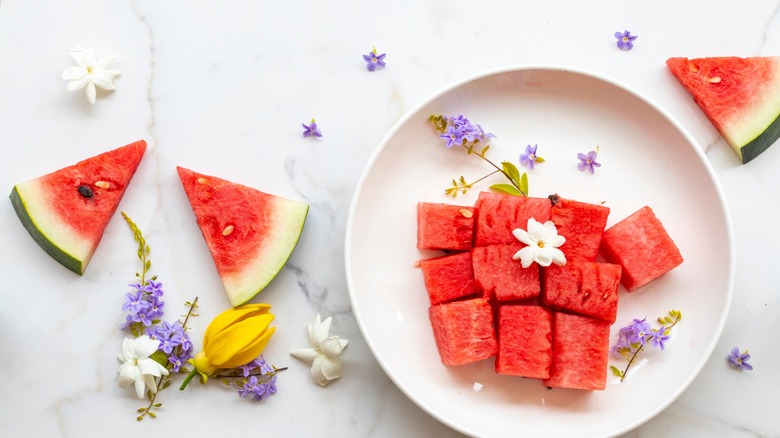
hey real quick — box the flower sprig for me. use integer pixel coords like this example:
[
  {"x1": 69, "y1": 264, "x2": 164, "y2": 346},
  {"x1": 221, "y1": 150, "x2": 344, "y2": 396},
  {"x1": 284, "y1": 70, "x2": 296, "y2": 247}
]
[
  {"x1": 430, "y1": 114, "x2": 528, "y2": 197},
  {"x1": 610, "y1": 310, "x2": 682, "y2": 381}
]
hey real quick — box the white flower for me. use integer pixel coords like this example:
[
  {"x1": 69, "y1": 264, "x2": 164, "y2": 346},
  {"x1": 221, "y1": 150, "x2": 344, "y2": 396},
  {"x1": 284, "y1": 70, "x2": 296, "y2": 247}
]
[
  {"x1": 117, "y1": 335, "x2": 169, "y2": 398},
  {"x1": 290, "y1": 314, "x2": 349, "y2": 387},
  {"x1": 512, "y1": 218, "x2": 567, "y2": 268},
  {"x1": 62, "y1": 46, "x2": 120, "y2": 105}
]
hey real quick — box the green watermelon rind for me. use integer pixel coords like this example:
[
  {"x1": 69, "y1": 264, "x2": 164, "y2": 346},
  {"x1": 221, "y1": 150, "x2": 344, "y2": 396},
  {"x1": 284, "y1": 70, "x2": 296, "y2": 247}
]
[
  {"x1": 9, "y1": 183, "x2": 88, "y2": 274},
  {"x1": 739, "y1": 113, "x2": 780, "y2": 163},
  {"x1": 221, "y1": 198, "x2": 309, "y2": 307}
]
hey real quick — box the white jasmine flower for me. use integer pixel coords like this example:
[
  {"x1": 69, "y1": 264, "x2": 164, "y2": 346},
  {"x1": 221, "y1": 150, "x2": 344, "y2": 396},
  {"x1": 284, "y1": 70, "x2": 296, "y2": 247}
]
[
  {"x1": 62, "y1": 46, "x2": 120, "y2": 105},
  {"x1": 512, "y1": 218, "x2": 567, "y2": 268},
  {"x1": 290, "y1": 314, "x2": 349, "y2": 387},
  {"x1": 117, "y1": 335, "x2": 169, "y2": 398}
]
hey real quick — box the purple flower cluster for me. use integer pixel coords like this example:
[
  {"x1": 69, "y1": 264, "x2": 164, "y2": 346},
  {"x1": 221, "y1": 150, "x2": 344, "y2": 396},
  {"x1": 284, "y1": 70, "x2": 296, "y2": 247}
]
[
  {"x1": 439, "y1": 115, "x2": 496, "y2": 148},
  {"x1": 148, "y1": 321, "x2": 194, "y2": 372},
  {"x1": 611, "y1": 317, "x2": 670, "y2": 358},
  {"x1": 237, "y1": 357, "x2": 278, "y2": 401},
  {"x1": 120, "y1": 280, "x2": 165, "y2": 332}
]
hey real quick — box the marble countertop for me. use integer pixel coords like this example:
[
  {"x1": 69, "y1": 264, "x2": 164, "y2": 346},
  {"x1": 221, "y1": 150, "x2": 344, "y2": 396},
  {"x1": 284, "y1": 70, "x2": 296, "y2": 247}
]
[{"x1": 0, "y1": 1, "x2": 777, "y2": 437}]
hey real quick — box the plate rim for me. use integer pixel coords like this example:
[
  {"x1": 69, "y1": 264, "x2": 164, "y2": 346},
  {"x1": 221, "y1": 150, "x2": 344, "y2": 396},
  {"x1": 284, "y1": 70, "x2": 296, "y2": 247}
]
[{"x1": 344, "y1": 64, "x2": 736, "y2": 437}]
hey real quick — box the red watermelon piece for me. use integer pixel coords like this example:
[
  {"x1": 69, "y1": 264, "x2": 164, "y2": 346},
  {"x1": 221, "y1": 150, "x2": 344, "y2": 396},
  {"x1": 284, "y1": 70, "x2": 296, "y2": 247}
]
[
  {"x1": 666, "y1": 56, "x2": 780, "y2": 163},
  {"x1": 472, "y1": 244, "x2": 540, "y2": 302},
  {"x1": 417, "y1": 202, "x2": 475, "y2": 250},
  {"x1": 544, "y1": 312, "x2": 610, "y2": 390},
  {"x1": 550, "y1": 195, "x2": 609, "y2": 262},
  {"x1": 474, "y1": 191, "x2": 551, "y2": 247},
  {"x1": 543, "y1": 261, "x2": 621, "y2": 323},
  {"x1": 429, "y1": 298, "x2": 498, "y2": 366},
  {"x1": 9, "y1": 140, "x2": 147, "y2": 274},
  {"x1": 419, "y1": 251, "x2": 478, "y2": 305},
  {"x1": 177, "y1": 167, "x2": 309, "y2": 306},
  {"x1": 495, "y1": 305, "x2": 553, "y2": 378},
  {"x1": 600, "y1": 206, "x2": 683, "y2": 292}
]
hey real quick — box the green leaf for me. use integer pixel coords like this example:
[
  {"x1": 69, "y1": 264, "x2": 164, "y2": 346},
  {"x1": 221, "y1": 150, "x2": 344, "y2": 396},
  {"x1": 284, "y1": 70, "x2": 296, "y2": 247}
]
[
  {"x1": 610, "y1": 365, "x2": 624, "y2": 378},
  {"x1": 489, "y1": 184, "x2": 523, "y2": 196},
  {"x1": 480, "y1": 145, "x2": 490, "y2": 158},
  {"x1": 535, "y1": 156, "x2": 545, "y2": 163},
  {"x1": 148, "y1": 411, "x2": 156, "y2": 418},
  {"x1": 519, "y1": 172, "x2": 529, "y2": 197},
  {"x1": 501, "y1": 161, "x2": 521, "y2": 186}
]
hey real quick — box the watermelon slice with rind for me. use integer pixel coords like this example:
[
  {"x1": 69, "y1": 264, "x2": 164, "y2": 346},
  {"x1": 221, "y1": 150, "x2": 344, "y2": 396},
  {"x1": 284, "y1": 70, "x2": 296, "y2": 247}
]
[
  {"x1": 9, "y1": 140, "x2": 147, "y2": 274},
  {"x1": 177, "y1": 167, "x2": 308, "y2": 307},
  {"x1": 666, "y1": 56, "x2": 780, "y2": 163}
]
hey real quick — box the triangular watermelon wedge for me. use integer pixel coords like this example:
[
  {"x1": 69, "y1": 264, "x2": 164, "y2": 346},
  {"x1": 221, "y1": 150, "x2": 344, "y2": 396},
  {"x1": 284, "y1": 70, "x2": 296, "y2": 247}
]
[
  {"x1": 9, "y1": 140, "x2": 147, "y2": 274},
  {"x1": 666, "y1": 56, "x2": 780, "y2": 163},
  {"x1": 177, "y1": 167, "x2": 309, "y2": 307}
]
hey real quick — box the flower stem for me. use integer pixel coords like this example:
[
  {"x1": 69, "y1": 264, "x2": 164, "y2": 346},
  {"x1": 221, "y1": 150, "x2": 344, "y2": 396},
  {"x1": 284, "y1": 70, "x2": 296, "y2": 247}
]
[{"x1": 180, "y1": 369, "x2": 199, "y2": 390}]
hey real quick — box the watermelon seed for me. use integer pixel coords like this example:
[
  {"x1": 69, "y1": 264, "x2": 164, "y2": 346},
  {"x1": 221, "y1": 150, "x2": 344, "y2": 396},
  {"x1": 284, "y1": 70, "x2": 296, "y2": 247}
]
[
  {"x1": 94, "y1": 181, "x2": 110, "y2": 189},
  {"x1": 222, "y1": 225, "x2": 235, "y2": 236},
  {"x1": 77, "y1": 185, "x2": 94, "y2": 198},
  {"x1": 197, "y1": 177, "x2": 209, "y2": 184},
  {"x1": 707, "y1": 76, "x2": 721, "y2": 83},
  {"x1": 459, "y1": 209, "x2": 473, "y2": 218}
]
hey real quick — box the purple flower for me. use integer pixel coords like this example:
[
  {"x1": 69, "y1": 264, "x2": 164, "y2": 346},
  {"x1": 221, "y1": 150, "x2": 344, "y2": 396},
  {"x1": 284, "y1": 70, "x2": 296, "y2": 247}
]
[
  {"x1": 577, "y1": 150, "x2": 601, "y2": 174},
  {"x1": 728, "y1": 347, "x2": 753, "y2": 371},
  {"x1": 146, "y1": 295, "x2": 165, "y2": 321},
  {"x1": 520, "y1": 144, "x2": 540, "y2": 170},
  {"x1": 615, "y1": 30, "x2": 638, "y2": 51},
  {"x1": 302, "y1": 119, "x2": 323, "y2": 138},
  {"x1": 628, "y1": 318, "x2": 651, "y2": 345},
  {"x1": 143, "y1": 279, "x2": 164, "y2": 298},
  {"x1": 439, "y1": 115, "x2": 495, "y2": 148},
  {"x1": 122, "y1": 290, "x2": 149, "y2": 314},
  {"x1": 649, "y1": 328, "x2": 670, "y2": 350},
  {"x1": 363, "y1": 48, "x2": 386, "y2": 71},
  {"x1": 441, "y1": 125, "x2": 465, "y2": 148}
]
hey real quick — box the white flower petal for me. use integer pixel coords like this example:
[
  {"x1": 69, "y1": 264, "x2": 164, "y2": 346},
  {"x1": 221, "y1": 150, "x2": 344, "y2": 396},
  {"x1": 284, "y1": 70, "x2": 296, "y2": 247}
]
[
  {"x1": 535, "y1": 249, "x2": 554, "y2": 267},
  {"x1": 290, "y1": 347, "x2": 319, "y2": 363},
  {"x1": 549, "y1": 235, "x2": 566, "y2": 248},
  {"x1": 138, "y1": 358, "x2": 168, "y2": 378},
  {"x1": 317, "y1": 355, "x2": 342, "y2": 380},
  {"x1": 85, "y1": 82, "x2": 96, "y2": 105},
  {"x1": 513, "y1": 246, "x2": 535, "y2": 268},
  {"x1": 311, "y1": 316, "x2": 333, "y2": 347},
  {"x1": 68, "y1": 47, "x2": 96, "y2": 67},
  {"x1": 117, "y1": 363, "x2": 139, "y2": 388},
  {"x1": 311, "y1": 357, "x2": 331, "y2": 387},
  {"x1": 133, "y1": 377, "x2": 147, "y2": 398},
  {"x1": 94, "y1": 54, "x2": 118, "y2": 70},
  {"x1": 526, "y1": 218, "x2": 547, "y2": 240},
  {"x1": 90, "y1": 70, "x2": 116, "y2": 91},
  {"x1": 135, "y1": 335, "x2": 161, "y2": 358},
  {"x1": 542, "y1": 221, "x2": 560, "y2": 242},
  {"x1": 320, "y1": 336, "x2": 348, "y2": 356},
  {"x1": 512, "y1": 228, "x2": 532, "y2": 246},
  {"x1": 66, "y1": 77, "x2": 91, "y2": 92},
  {"x1": 551, "y1": 248, "x2": 567, "y2": 265},
  {"x1": 143, "y1": 374, "x2": 159, "y2": 395},
  {"x1": 62, "y1": 66, "x2": 86, "y2": 81}
]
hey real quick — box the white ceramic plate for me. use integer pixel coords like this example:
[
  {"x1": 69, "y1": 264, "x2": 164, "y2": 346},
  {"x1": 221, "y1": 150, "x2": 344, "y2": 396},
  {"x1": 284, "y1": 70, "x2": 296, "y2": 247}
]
[{"x1": 345, "y1": 67, "x2": 734, "y2": 438}]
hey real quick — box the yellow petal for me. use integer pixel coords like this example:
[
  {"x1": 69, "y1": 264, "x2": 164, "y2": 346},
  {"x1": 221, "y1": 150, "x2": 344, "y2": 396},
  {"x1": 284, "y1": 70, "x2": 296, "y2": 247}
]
[
  {"x1": 220, "y1": 326, "x2": 276, "y2": 368},
  {"x1": 203, "y1": 304, "x2": 271, "y2": 349},
  {"x1": 206, "y1": 314, "x2": 274, "y2": 367}
]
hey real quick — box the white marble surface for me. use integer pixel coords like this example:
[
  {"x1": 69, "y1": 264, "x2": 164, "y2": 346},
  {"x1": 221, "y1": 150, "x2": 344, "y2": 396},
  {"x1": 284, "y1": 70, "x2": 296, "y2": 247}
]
[{"x1": 0, "y1": 1, "x2": 777, "y2": 437}]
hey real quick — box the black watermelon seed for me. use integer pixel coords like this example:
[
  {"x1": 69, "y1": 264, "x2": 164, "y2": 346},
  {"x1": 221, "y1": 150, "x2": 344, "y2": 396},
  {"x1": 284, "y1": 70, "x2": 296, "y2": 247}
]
[{"x1": 77, "y1": 185, "x2": 94, "y2": 198}]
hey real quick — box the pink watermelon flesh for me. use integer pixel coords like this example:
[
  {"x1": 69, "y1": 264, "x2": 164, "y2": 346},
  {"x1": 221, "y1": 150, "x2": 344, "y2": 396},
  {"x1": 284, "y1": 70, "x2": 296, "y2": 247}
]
[
  {"x1": 543, "y1": 261, "x2": 621, "y2": 323},
  {"x1": 9, "y1": 140, "x2": 147, "y2": 274},
  {"x1": 429, "y1": 298, "x2": 497, "y2": 366},
  {"x1": 550, "y1": 196, "x2": 609, "y2": 262},
  {"x1": 495, "y1": 305, "x2": 552, "y2": 379},
  {"x1": 666, "y1": 56, "x2": 780, "y2": 163},
  {"x1": 600, "y1": 206, "x2": 683, "y2": 292},
  {"x1": 474, "y1": 191, "x2": 551, "y2": 247},
  {"x1": 544, "y1": 312, "x2": 610, "y2": 390},
  {"x1": 419, "y1": 251, "x2": 478, "y2": 305},
  {"x1": 177, "y1": 167, "x2": 309, "y2": 306},
  {"x1": 416, "y1": 202, "x2": 475, "y2": 250},
  {"x1": 472, "y1": 244, "x2": 540, "y2": 302}
]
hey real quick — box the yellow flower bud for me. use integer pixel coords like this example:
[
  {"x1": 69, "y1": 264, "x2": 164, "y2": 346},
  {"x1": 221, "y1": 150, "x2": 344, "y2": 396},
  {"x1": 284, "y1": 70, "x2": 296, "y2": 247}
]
[{"x1": 181, "y1": 303, "x2": 276, "y2": 389}]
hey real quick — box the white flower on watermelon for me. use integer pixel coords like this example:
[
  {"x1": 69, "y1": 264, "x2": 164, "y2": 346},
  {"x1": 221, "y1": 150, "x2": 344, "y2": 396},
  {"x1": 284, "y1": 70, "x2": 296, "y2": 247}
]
[{"x1": 512, "y1": 218, "x2": 567, "y2": 268}]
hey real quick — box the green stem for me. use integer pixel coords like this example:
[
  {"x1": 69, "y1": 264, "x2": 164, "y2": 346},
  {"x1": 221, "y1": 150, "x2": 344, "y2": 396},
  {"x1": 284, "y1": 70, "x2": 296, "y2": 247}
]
[
  {"x1": 458, "y1": 142, "x2": 523, "y2": 194},
  {"x1": 180, "y1": 369, "x2": 199, "y2": 390}
]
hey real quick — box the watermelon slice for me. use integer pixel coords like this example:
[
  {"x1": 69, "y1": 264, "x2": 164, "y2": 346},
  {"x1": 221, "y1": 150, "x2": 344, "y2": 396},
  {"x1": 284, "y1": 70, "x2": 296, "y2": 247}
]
[
  {"x1": 474, "y1": 191, "x2": 551, "y2": 247},
  {"x1": 9, "y1": 140, "x2": 147, "y2": 274},
  {"x1": 666, "y1": 56, "x2": 780, "y2": 163},
  {"x1": 549, "y1": 195, "x2": 609, "y2": 262},
  {"x1": 471, "y1": 243, "x2": 540, "y2": 302},
  {"x1": 429, "y1": 297, "x2": 497, "y2": 366},
  {"x1": 544, "y1": 312, "x2": 610, "y2": 391},
  {"x1": 419, "y1": 251, "x2": 478, "y2": 305},
  {"x1": 542, "y1": 261, "x2": 621, "y2": 323},
  {"x1": 495, "y1": 305, "x2": 553, "y2": 378},
  {"x1": 177, "y1": 167, "x2": 308, "y2": 306},
  {"x1": 417, "y1": 202, "x2": 475, "y2": 250},
  {"x1": 600, "y1": 206, "x2": 683, "y2": 292}
]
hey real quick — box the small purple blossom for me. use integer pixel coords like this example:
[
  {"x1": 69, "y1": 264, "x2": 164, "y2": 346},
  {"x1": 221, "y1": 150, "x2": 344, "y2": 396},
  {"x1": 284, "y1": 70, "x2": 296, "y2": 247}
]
[
  {"x1": 302, "y1": 119, "x2": 323, "y2": 138},
  {"x1": 143, "y1": 279, "x2": 164, "y2": 297},
  {"x1": 238, "y1": 375, "x2": 278, "y2": 401},
  {"x1": 728, "y1": 347, "x2": 753, "y2": 371},
  {"x1": 363, "y1": 47, "x2": 386, "y2": 71},
  {"x1": 122, "y1": 290, "x2": 149, "y2": 314},
  {"x1": 147, "y1": 320, "x2": 194, "y2": 372},
  {"x1": 240, "y1": 357, "x2": 274, "y2": 377},
  {"x1": 439, "y1": 115, "x2": 495, "y2": 149},
  {"x1": 628, "y1": 318, "x2": 651, "y2": 345},
  {"x1": 577, "y1": 149, "x2": 601, "y2": 174},
  {"x1": 615, "y1": 30, "x2": 638, "y2": 51},
  {"x1": 520, "y1": 144, "x2": 541, "y2": 170},
  {"x1": 649, "y1": 328, "x2": 670, "y2": 350}
]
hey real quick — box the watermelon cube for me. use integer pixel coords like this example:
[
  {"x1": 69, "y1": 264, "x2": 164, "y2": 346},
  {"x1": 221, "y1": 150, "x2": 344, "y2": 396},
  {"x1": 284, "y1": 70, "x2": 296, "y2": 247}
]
[
  {"x1": 600, "y1": 206, "x2": 683, "y2": 291},
  {"x1": 419, "y1": 252, "x2": 478, "y2": 305},
  {"x1": 543, "y1": 261, "x2": 621, "y2": 323},
  {"x1": 495, "y1": 305, "x2": 553, "y2": 378},
  {"x1": 544, "y1": 312, "x2": 610, "y2": 390},
  {"x1": 429, "y1": 298, "x2": 498, "y2": 366},
  {"x1": 472, "y1": 244, "x2": 540, "y2": 302},
  {"x1": 550, "y1": 196, "x2": 609, "y2": 262},
  {"x1": 417, "y1": 202, "x2": 475, "y2": 251},
  {"x1": 474, "y1": 191, "x2": 552, "y2": 247}
]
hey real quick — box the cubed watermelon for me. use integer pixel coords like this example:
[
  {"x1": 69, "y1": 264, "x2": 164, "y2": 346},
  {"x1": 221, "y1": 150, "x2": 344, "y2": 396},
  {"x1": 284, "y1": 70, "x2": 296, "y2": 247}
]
[
  {"x1": 474, "y1": 191, "x2": 551, "y2": 247},
  {"x1": 429, "y1": 298, "x2": 498, "y2": 366},
  {"x1": 472, "y1": 244, "x2": 540, "y2": 302},
  {"x1": 550, "y1": 196, "x2": 610, "y2": 262},
  {"x1": 417, "y1": 202, "x2": 475, "y2": 250},
  {"x1": 544, "y1": 312, "x2": 610, "y2": 390},
  {"x1": 543, "y1": 261, "x2": 621, "y2": 323},
  {"x1": 419, "y1": 252, "x2": 478, "y2": 305},
  {"x1": 495, "y1": 305, "x2": 553, "y2": 378},
  {"x1": 600, "y1": 206, "x2": 683, "y2": 291}
]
